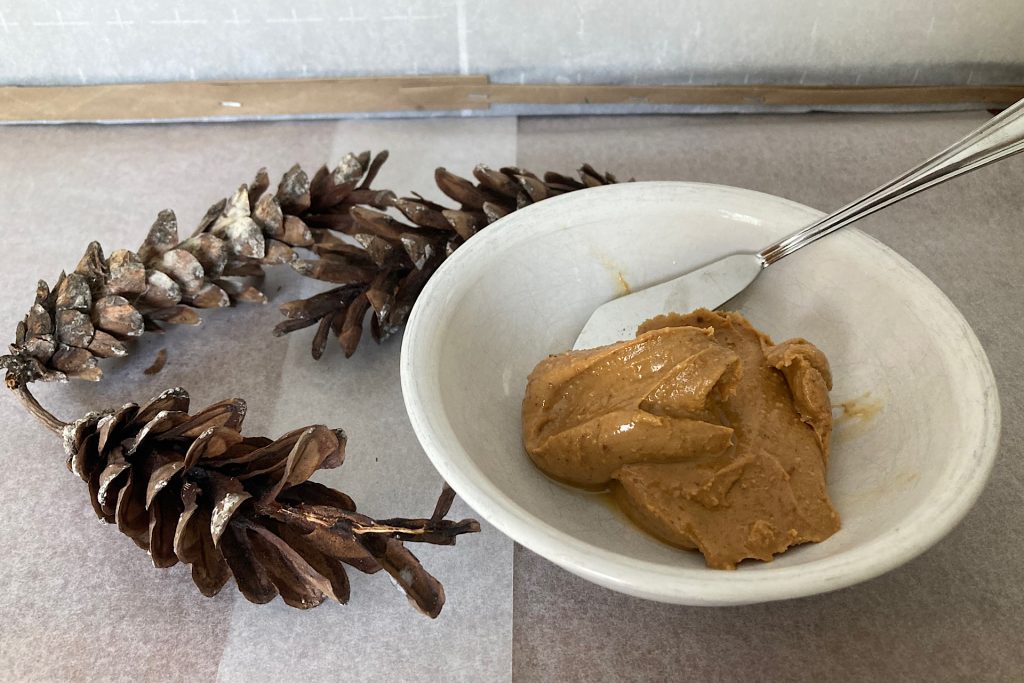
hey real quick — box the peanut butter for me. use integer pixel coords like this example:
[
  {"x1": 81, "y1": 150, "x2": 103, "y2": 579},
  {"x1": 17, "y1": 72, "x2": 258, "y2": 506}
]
[{"x1": 522, "y1": 309, "x2": 839, "y2": 569}]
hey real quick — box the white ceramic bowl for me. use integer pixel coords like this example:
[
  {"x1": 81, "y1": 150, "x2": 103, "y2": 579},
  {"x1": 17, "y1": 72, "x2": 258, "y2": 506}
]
[{"x1": 401, "y1": 182, "x2": 1000, "y2": 606}]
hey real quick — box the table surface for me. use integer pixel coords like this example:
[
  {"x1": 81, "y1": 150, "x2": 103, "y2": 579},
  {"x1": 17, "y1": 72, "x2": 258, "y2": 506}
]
[{"x1": 0, "y1": 112, "x2": 1020, "y2": 682}]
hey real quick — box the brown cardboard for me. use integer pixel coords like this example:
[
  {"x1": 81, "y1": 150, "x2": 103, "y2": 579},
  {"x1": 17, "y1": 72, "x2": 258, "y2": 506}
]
[{"x1": 2, "y1": 77, "x2": 1022, "y2": 122}]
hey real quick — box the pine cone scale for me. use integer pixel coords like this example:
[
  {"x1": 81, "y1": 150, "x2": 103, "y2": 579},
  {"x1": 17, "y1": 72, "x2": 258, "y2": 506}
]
[
  {"x1": 86, "y1": 466, "x2": 107, "y2": 521},
  {"x1": 145, "y1": 460, "x2": 184, "y2": 508},
  {"x1": 262, "y1": 508, "x2": 382, "y2": 575},
  {"x1": 261, "y1": 426, "x2": 342, "y2": 502},
  {"x1": 128, "y1": 411, "x2": 190, "y2": 456},
  {"x1": 105, "y1": 249, "x2": 149, "y2": 297},
  {"x1": 246, "y1": 524, "x2": 336, "y2": 609},
  {"x1": 204, "y1": 472, "x2": 252, "y2": 545},
  {"x1": 219, "y1": 523, "x2": 277, "y2": 604},
  {"x1": 69, "y1": 430, "x2": 100, "y2": 482},
  {"x1": 97, "y1": 404, "x2": 139, "y2": 453},
  {"x1": 172, "y1": 484, "x2": 203, "y2": 564},
  {"x1": 115, "y1": 470, "x2": 151, "y2": 549},
  {"x1": 136, "y1": 387, "x2": 190, "y2": 421},
  {"x1": 148, "y1": 486, "x2": 182, "y2": 568},
  {"x1": 364, "y1": 535, "x2": 444, "y2": 618},
  {"x1": 174, "y1": 482, "x2": 233, "y2": 596},
  {"x1": 138, "y1": 210, "x2": 181, "y2": 263},
  {"x1": 278, "y1": 480, "x2": 355, "y2": 512},
  {"x1": 97, "y1": 454, "x2": 130, "y2": 515},
  {"x1": 55, "y1": 272, "x2": 91, "y2": 312},
  {"x1": 162, "y1": 398, "x2": 246, "y2": 441},
  {"x1": 228, "y1": 425, "x2": 317, "y2": 480},
  {"x1": 26, "y1": 304, "x2": 52, "y2": 336},
  {"x1": 271, "y1": 522, "x2": 351, "y2": 604}
]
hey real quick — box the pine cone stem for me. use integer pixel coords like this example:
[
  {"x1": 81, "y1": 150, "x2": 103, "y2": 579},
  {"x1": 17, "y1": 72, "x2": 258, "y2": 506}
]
[{"x1": 13, "y1": 385, "x2": 66, "y2": 434}]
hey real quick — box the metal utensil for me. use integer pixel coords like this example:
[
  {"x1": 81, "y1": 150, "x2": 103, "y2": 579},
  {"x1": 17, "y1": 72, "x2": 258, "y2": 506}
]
[{"x1": 574, "y1": 99, "x2": 1024, "y2": 350}]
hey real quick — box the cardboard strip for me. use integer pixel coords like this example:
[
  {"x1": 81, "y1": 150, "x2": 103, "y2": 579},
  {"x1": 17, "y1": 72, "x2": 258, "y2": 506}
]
[
  {"x1": 2, "y1": 76, "x2": 1022, "y2": 122},
  {"x1": 458, "y1": 83, "x2": 1024, "y2": 107},
  {"x1": 0, "y1": 76, "x2": 490, "y2": 122}
]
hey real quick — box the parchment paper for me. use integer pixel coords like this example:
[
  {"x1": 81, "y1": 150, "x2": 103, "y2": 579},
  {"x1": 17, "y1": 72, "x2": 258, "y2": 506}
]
[
  {"x1": 512, "y1": 112, "x2": 1024, "y2": 682},
  {"x1": 3, "y1": 111, "x2": 1023, "y2": 682},
  {"x1": 0, "y1": 117, "x2": 516, "y2": 682}
]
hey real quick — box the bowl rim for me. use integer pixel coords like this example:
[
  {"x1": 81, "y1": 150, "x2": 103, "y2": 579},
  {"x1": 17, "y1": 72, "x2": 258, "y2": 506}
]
[{"x1": 400, "y1": 181, "x2": 1002, "y2": 605}]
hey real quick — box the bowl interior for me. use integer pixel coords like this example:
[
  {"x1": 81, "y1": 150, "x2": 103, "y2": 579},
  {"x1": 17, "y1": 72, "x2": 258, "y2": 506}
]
[{"x1": 402, "y1": 182, "x2": 998, "y2": 604}]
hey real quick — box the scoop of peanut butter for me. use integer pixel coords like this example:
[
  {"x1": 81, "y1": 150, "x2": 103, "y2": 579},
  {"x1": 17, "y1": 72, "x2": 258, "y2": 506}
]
[{"x1": 522, "y1": 309, "x2": 839, "y2": 569}]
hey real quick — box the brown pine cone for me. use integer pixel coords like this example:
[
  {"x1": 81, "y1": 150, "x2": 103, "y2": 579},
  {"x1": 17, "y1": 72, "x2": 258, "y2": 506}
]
[
  {"x1": 2, "y1": 187, "x2": 272, "y2": 384},
  {"x1": 280, "y1": 159, "x2": 623, "y2": 359},
  {"x1": 1, "y1": 154, "x2": 623, "y2": 386},
  {"x1": 63, "y1": 387, "x2": 478, "y2": 615}
]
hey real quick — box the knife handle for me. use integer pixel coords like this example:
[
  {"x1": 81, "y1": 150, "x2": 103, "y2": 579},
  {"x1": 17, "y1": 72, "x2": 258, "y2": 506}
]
[{"x1": 759, "y1": 98, "x2": 1024, "y2": 266}]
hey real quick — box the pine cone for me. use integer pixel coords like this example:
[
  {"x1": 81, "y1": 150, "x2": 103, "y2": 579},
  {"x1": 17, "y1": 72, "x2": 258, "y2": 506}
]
[
  {"x1": 280, "y1": 159, "x2": 622, "y2": 358},
  {"x1": 1, "y1": 182, "x2": 272, "y2": 384},
  {"x1": 63, "y1": 387, "x2": 477, "y2": 615},
  {"x1": 1, "y1": 154, "x2": 622, "y2": 384}
]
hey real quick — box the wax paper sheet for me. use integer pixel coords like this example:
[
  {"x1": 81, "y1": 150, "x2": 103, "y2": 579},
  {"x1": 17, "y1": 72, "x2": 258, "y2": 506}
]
[
  {"x1": 511, "y1": 112, "x2": 1024, "y2": 682},
  {"x1": 2, "y1": 110, "x2": 1023, "y2": 682},
  {"x1": 0, "y1": 117, "x2": 516, "y2": 682}
]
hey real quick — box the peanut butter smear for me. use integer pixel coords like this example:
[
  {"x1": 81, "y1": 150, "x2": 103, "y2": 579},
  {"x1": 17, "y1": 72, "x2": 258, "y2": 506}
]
[{"x1": 522, "y1": 309, "x2": 839, "y2": 569}]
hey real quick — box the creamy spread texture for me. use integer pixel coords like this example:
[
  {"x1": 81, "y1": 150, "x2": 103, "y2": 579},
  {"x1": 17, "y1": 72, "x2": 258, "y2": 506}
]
[{"x1": 522, "y1": 309, "x2": 839, "y2": 569}]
